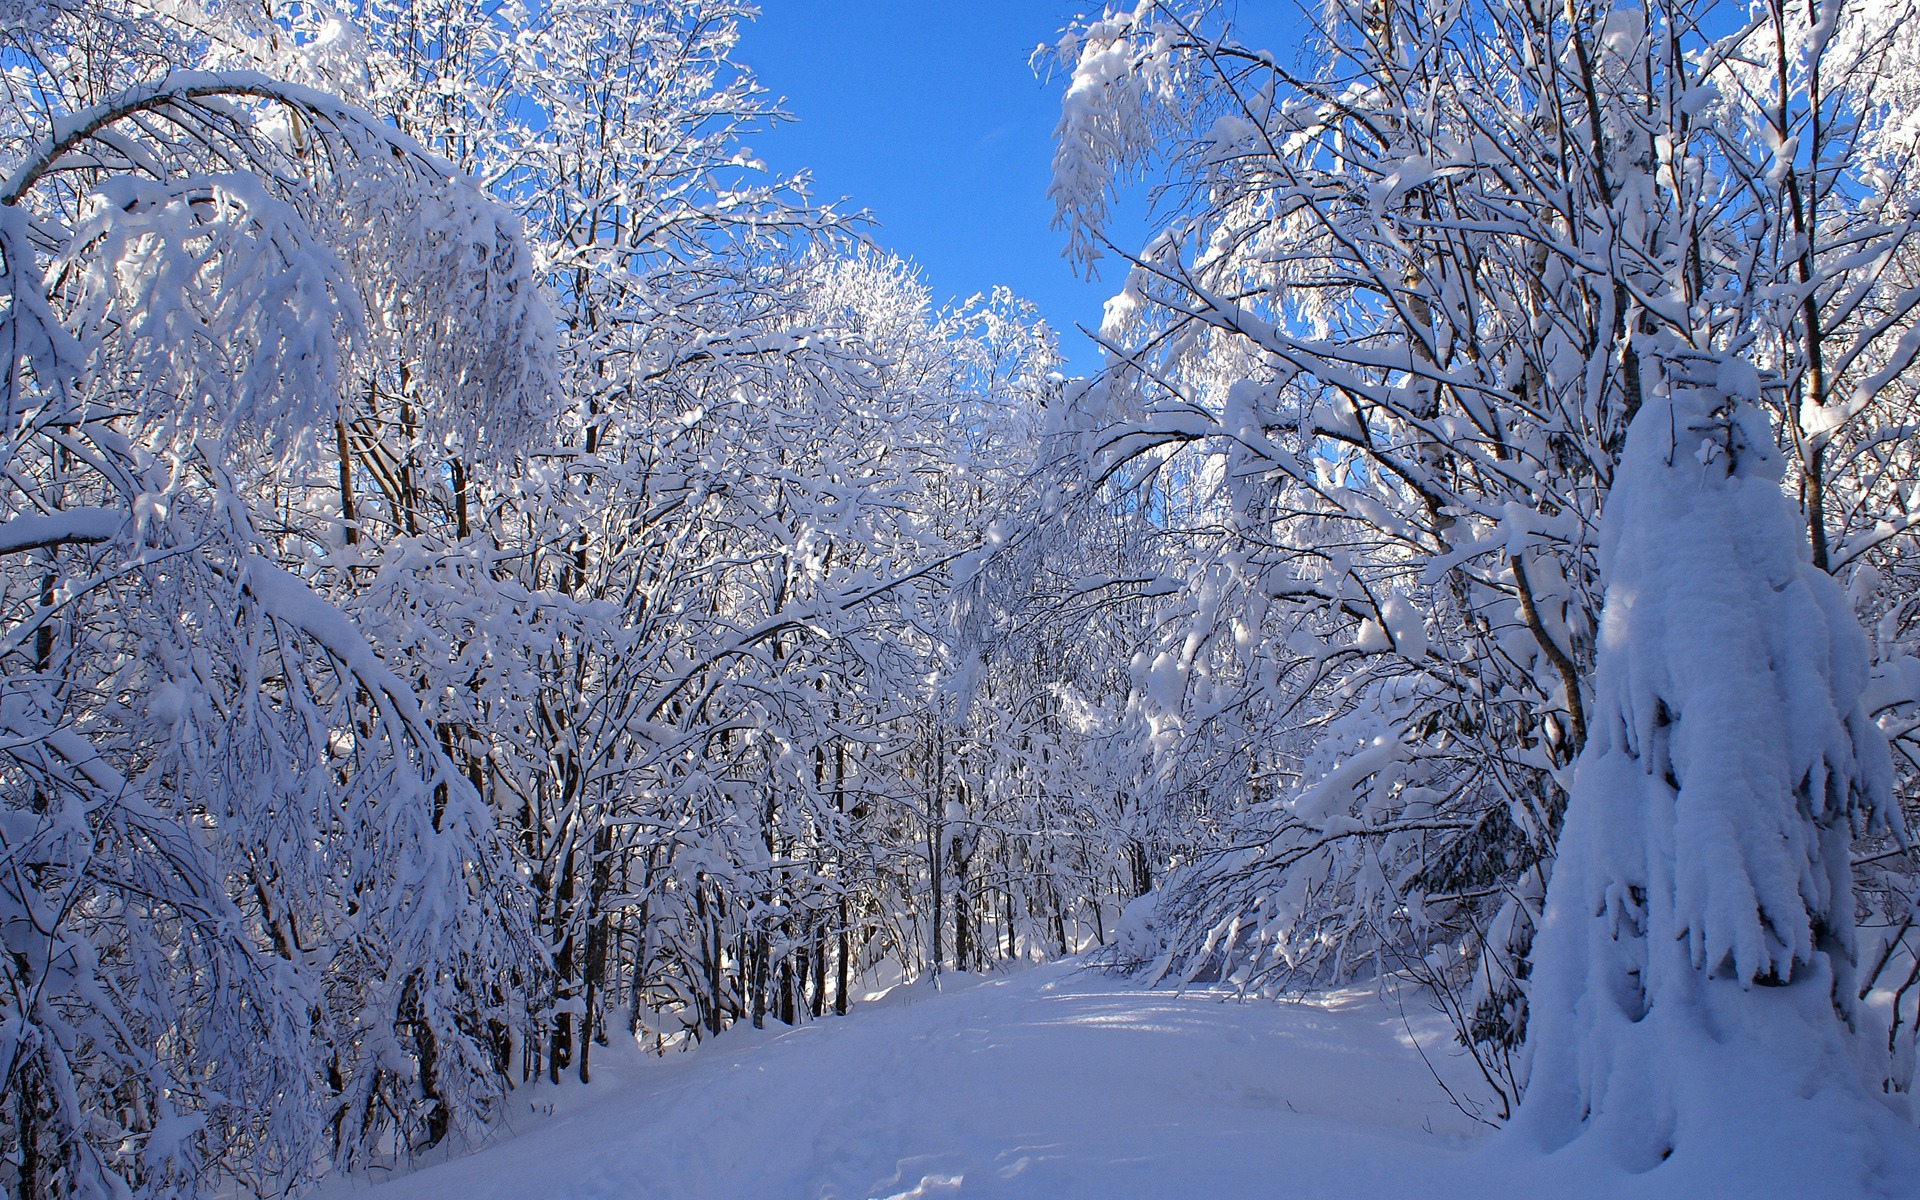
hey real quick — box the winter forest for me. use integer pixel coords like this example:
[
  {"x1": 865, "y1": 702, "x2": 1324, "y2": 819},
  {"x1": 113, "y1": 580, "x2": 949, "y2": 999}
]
[{"x1": 12, "y1": 0, "x2": 1920, "y2": 1195}]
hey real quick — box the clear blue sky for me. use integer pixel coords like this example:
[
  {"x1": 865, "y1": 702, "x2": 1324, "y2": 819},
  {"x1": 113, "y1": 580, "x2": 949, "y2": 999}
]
[{"x1": 736, "y1": 2, "x2": 1142, "y2": 374}]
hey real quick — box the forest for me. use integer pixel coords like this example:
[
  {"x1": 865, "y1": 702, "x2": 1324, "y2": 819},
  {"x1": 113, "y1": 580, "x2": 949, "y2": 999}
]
[{"x1": 7, "y1": 0, "x2": 1920, "y2": 1196}]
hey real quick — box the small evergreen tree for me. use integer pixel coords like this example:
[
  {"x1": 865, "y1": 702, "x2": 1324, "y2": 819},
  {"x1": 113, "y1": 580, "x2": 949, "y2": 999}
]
[{"x1": 1513, "y1": 361, "x2": 1917, "y2": 1185}]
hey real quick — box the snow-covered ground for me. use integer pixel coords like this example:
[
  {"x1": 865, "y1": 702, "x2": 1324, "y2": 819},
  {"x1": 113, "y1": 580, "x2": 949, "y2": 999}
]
[
  {"x1": 315, "y1": 959, "x2": 1906, "y2": 1200},
  {"x1": 295, "y1": 963, "x2": 1589, "y2": 1198}
]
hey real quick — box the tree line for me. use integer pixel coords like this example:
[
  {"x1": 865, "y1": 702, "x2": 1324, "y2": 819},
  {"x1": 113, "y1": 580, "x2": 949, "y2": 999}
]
[{"x1": 0, "y1": 4, "x2": 1165, "y2": 1196}]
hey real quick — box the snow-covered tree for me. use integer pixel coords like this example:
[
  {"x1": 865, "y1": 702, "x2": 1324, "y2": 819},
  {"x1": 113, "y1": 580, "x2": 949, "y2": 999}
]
[
  {"x1": 0, "y1": 2, "x2": 553, "y2": 1195},
  {"x1": 1050, "y1": 0, "x2": 1920, "y2": 1111},
  {"x1": 1512, "y1": 362, "x2": 1917, "y2": 1186}
]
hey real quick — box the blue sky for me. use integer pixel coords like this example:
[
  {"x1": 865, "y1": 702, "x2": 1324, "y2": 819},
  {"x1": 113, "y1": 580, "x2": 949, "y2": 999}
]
[{"x1": 736, "y1": 3, "x2": 1143, "y2": 373}]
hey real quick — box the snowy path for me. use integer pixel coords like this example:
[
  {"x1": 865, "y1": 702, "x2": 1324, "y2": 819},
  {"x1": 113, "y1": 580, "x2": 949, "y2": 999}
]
[
  {"x1": 321, "y1": 961, "x2": 1897, "y2": 1199},
  {"x1": 324, "y1": 962, "x2": 1565, "y2": 1200}
]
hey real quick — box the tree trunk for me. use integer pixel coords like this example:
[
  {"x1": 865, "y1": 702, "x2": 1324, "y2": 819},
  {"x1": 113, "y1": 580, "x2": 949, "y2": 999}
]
[
  {"x1": 928, "y1": 719, "x2": 945, "y2": 976},
  {"x1": 15, "y1": 1055, "x2": 42, "y2": 1200},
  {"x1": 836, "y1": 898, "x2": 852, "y2": 1017},
  {"x1": 812, "y1": 921, "x2": 828, "y2": 1018},
  {"x1": 953, "y1": 848, "x2": 972, "y2": 971},
  {"x1": 335, "y1": 416, "x2": 358, "y2": 546},
  {"x1": 578, "y1": 827, "x2": 614, "y2": 1084},
  {"x1": 549, "y1": 849, "x2": 576, "y2": 1084}
]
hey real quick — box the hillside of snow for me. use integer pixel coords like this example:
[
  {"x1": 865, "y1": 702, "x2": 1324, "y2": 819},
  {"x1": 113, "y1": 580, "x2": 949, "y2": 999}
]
[{"x1": 311, "y1": 961, "x2": 1915, "y2": 1200}]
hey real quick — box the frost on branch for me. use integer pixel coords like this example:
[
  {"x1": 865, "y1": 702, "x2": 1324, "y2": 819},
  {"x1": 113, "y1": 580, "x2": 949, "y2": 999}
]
[
  {"x1": 0, "y1": 17, "x2": 552, "y2": 1193},
  {"x1": 1047, "y1": 5, "x2": 1180, "y2": 273},
  {"x1": 68, "y1": 173, "x2": 364, "y2": 451},
  {"x1": 0, "y1": 207, "x2": 82, "y2": 458},
  {"x1": 1513, "y1": 360, "x2": 1916, "y2": 1184}
]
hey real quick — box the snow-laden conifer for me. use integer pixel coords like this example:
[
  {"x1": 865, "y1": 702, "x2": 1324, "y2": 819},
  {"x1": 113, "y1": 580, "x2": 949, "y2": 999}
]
[{"x1": 1513, "y1": 359, "x2": 1917, "y2": 1183}]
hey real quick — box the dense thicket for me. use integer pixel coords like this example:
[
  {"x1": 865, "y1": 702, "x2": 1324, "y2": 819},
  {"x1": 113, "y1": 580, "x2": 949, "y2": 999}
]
[{"x1": 0, "y1": 4, "x2": 1156, "y2": 1196}]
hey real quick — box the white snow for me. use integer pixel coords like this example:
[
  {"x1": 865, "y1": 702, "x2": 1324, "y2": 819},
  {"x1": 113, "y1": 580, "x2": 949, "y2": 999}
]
[
  {"x1": 1510, "y1": 380, "x2": 1920, "y2": 1196},
  {"x1": 315, "y1": 961, "x2": 1777, "y2": 1200}
]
